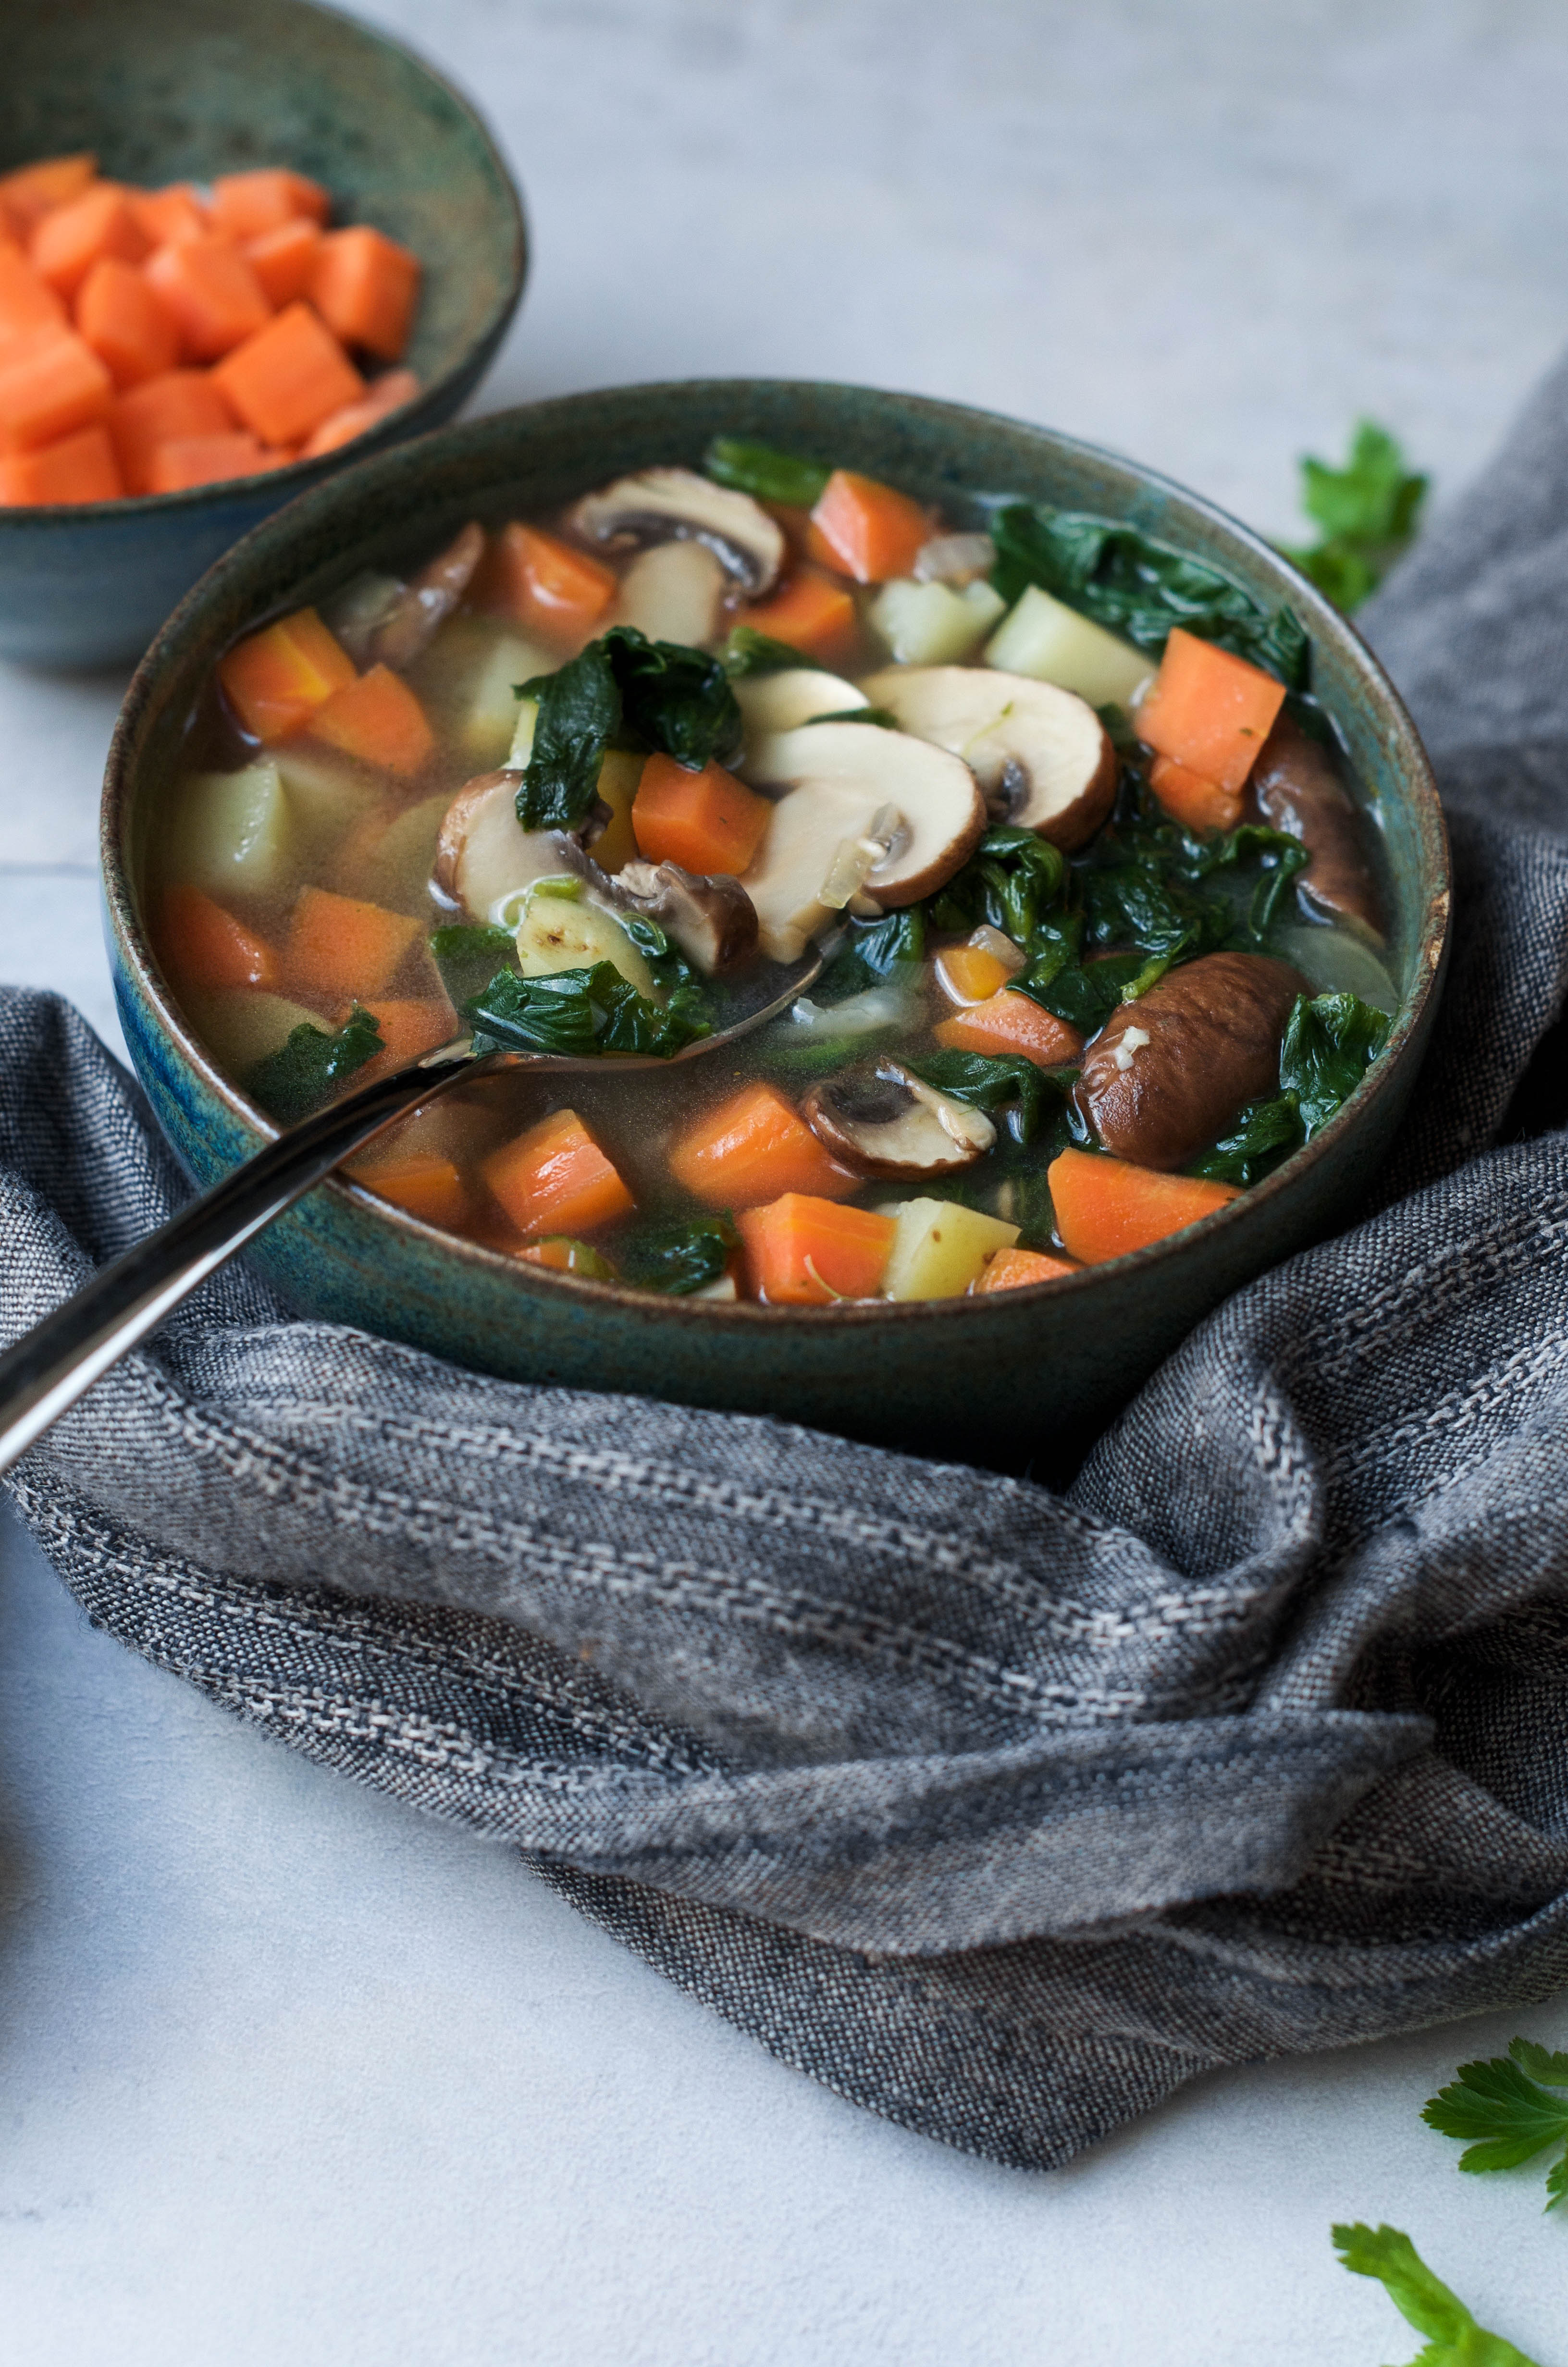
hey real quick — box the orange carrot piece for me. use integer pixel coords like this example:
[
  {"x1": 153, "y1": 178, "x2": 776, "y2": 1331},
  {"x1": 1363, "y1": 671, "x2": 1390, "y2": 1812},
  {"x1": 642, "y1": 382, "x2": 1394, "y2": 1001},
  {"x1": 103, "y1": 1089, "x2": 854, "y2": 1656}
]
[
  {"x1": 737, "y1": 564, "x2": 857, "y2": 660},
  {"x1": 128, "y1": 184, "x2": 210, "y2": 249},
  {"x1": 218, "y1": 606, "x2": 356, "y2": 740},
  {"x1": 1148, "y1": 751, "x2": 1244, "y2": 835},
  {"x1": 809, "y1": 468, "x2": 930, "y2": 584},
  {"x1": 630, "y1": 752, "x2": 772, "y2": 877},
  {"x1": 482, "y1": 1109, "x2": 635, "y2": 1238},
  {"x1": 737, "y1": 1193, "x2": 895, "y2": 1305},
  {"x1": 0, "y1": 327, "x2": 111, "y2": 451},
  {"x1": 669, "y1": 1082, "x2": 859, "y2": 1211},
  {"x1": 144, "y1": 235, "x2": 272, "y2": 361},
  {"x1": 356, "y1": 996, "x2": 455, "y2": 1074},
  {"x1": 308, "y1": 662, "x2": 435, "y2": 777},
  {"x1": 310, "y1": 224, "x2": 420, "y2": 362},
  {"x1": 144, "y1": 431, "x2": 286, "y2": 492},
  {"x1": 108, "y1": 367, "x2": 237, "y2": 493},
  {"x1": 0, "y1": 154, "x2": 97, "y2": 234},
  {"x1": 351, "y1": 1149, "x2": 467, "y2": 1229},
  {"x1": 161, "y1": 882, "x2": 277, "y2": 991},
  {"x1": 0, "y1": 421, "x2": 121, "y2": 505},
  {"x1": 213, "y1": 299, "x2": 362, "y2": 444},
  {"x1": 284, "y1": 885, "x2": 422, "y2": 1000},
  {"x1": 975, "y1": 1245, "x2": 1082, "y2": 1293},
  {"x1": 934, "y1": 944, "x2": 1012, "y2": 1005},
  {"x1": 0, "y1": 240, "x2": 66, "y2": 344},
  {"x1": 298, "y1": 366, "x2": 419, "y2": 457},
  {"x1": 30, "y1": 185, "x2": 148, "y2": 300},
  {"x1": 210, "y1": 169, "x2": 331, "y2": 242},
  {"x1": 1136, "y1": 628, "x2": 1286, "y2": 795},
  {"x1": 934, "y1": 991, "x2": 1083, "y2": 1067},
  {"x1": 476, "y1": 520, "x2": 616, "y2": 644},
  {"x1": 75, "y1": 255, "x2": 180, "y2": 388},
  {"x1": 244, "y1": 216, "x2": 324, "y2": 308},
  {"x1": 1048, "y1": 1146, "x2": 1240, "y2": 1264}
]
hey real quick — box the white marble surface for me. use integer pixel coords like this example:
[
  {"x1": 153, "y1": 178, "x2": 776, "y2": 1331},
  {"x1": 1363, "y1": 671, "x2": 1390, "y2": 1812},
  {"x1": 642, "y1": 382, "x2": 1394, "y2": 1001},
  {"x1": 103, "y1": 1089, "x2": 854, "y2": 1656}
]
[{"x1": 2, "y1": 4, "x2": 1566, "y2": 2359}]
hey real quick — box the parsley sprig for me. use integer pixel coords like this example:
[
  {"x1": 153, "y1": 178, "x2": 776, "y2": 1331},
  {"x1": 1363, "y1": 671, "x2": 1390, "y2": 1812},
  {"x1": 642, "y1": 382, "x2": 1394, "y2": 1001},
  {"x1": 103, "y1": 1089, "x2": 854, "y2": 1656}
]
[
  {"x1": 1422, "y1": 2039, "x2": 1568, "y2": 2211},
  {"x1": 1333, "y1": 2223, "x2": 1544, "y2": 2367}
]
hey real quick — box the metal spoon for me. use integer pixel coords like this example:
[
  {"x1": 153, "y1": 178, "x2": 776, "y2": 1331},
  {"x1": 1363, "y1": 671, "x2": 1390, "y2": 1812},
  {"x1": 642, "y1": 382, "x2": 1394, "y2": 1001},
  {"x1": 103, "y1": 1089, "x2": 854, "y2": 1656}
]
[{"x1": 0, "y1": 943, "x2": 827, "y2": 1477}]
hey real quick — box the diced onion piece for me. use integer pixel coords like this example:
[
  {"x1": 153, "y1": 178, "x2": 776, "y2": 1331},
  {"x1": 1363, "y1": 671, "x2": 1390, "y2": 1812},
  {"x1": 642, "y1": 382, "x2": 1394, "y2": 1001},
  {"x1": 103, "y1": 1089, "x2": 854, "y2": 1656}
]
[{"x1": 913, "y1": 532, "x2": 996, "y2": 585}]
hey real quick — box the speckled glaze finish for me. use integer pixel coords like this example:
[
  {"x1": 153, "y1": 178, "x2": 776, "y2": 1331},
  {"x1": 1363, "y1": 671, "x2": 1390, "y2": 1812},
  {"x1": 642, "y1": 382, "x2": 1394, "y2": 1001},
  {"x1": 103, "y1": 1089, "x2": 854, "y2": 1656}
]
[
  {"x1": 0, "y1": 0, "x2": 525, "y2": 670},
  {"x1": 103, "y1": 381, "x2": 1449, "y2": 1464}
]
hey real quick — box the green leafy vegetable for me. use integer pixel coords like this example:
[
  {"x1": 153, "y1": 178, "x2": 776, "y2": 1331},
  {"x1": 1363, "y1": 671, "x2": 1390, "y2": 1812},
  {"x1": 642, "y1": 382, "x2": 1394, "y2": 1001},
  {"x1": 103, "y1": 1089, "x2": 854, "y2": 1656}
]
[
  {"x1": 1284, "y1": 419, "x2": 1429, "y2": 614},
  {"x1": 248, "y1": 1005, "x2": 383, "y2": 1123},
  {"x1": 518, "y1": 627, "x2": 741, "y2": 831},
  {"x1": 429, "y1": 923, "x2": 519, "y2": 1010},
  {"x1": 907, "y1": 1049, "x2": 1065, "y2": 1145},
  {"x1": 721, "y1": 625, "x2": 814, "y2": 678},
  {"x1": 1331, "y1": 2223, "x2": 1543, "y2": 2366},
  {"x1": 989, "y1": 502, "x2": 1309, "y2": 688},
  {"x1": 704, "y1": 436, "x2": 830, "y2": 508},
  {"x1": 619, "y1": 1214, "x2": 739, "y2": 1294},
  {"x1": 811, "y1": 705, "x2": 898, "y2": 727},
  {"x1": 1279, "y1": 990, "x2": 1390, "y2": 1137},
  {"x1": 1423, "y1": 2040, "x2": 1568, "y2": 2210},
  {"x1": 1189, "y1": 1092, "x2": 1306, "y2": 1185},
  {"x1": 466, "y1": 962, "x2": 709, "y2": 1060},
  {"x1": 815, "y1": 907, "x2": 926, "y2": 1001},
  {"x1": 928, "y1": 825, "x2": 1066, "y2": 943},
  {"x1": 1017, "y1": 949, "x2": 1148, "y2": 1033}
]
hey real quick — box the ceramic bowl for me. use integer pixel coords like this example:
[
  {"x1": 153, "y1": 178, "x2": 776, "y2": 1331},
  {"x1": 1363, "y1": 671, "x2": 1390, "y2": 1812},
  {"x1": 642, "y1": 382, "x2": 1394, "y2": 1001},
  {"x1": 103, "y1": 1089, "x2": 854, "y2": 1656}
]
[
  {"x1": 102, "y1": 380, "x2": 1450, "y2": 1466},
  {"x1": 0, "y1": 0, "x2": 525, "y2": 670}
]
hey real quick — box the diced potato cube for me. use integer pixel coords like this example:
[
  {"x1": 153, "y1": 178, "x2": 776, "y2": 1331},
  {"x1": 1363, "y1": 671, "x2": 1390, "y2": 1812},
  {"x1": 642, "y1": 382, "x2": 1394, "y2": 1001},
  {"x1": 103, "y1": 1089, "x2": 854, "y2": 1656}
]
[
  {"x1": 591, "y1": 748, "x2": 644, "y2": 870},
  {"x1": 869, "y1": 577, "x2": 1005, "y2": 665},
  {"x1": 358, "y1": 791, "x2": 452, "y2": 912},
  {"x1": 984, "y1": 584, "x2": 1154, "y2": 709},
  {"x1": 272, "y1": 741, "x2": 383, "y2": 861},
  {"x1": 181, "y1": 986, "x2": 322, "y2": 1072},
  {"x1": 173, "y1": 763, "x2": 290, "y2": 897},
  {"x1": 463, "y1": 629, "x2": 552, "y2": 761},
  {"x1": 877, "y1": 1197, "x2": 1020, "y2": 1300}
]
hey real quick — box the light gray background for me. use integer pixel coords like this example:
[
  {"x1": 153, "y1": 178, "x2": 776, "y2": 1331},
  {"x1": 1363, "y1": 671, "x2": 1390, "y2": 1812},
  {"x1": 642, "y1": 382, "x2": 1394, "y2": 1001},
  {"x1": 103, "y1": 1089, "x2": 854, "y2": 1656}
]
[{"x1": 1, "y1": 3, "x2": 1564, "y2": 2359}]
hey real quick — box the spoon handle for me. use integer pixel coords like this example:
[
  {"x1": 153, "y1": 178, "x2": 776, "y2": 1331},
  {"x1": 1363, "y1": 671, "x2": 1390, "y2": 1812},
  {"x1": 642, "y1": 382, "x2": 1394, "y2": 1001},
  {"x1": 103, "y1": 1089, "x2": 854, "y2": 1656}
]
[{"x1": 0, "y1": 1040, "x2": 499, "y2": 1479}]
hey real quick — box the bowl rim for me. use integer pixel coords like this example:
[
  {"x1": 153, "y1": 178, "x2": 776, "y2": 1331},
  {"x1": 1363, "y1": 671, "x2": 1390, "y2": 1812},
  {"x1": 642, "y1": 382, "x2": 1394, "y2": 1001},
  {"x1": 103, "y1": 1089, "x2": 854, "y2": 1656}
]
[
  {"x1": 0, "y1": 0, "x2": 527, "y2": 528},
  {"x1": 102, "y1": 375, "x2": 1452, "y2": 1332}
]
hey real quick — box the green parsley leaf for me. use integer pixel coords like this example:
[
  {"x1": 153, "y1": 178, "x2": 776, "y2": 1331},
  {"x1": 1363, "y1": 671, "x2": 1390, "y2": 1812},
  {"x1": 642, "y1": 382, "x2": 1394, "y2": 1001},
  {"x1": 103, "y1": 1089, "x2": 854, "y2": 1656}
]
[
  {"x1": 1331, "y1": 2223, "x2": 1544, "y2": 2366},
  {"x1": 1423, "y1": 2041, "x2": 1568, "y2": 2208},
  {"x1": 619, "y1": 1214, "x2": 738, "y2": 1294},
  {"x1": 704, "y1": 436, "x2": 830, "y2": 508},
  {"x1": 1281, "y1": 419, "x2": 1429, "y2": 614},
  {"x1": 247, "y1": 1005, "x2": 383, "y2": 1123}
]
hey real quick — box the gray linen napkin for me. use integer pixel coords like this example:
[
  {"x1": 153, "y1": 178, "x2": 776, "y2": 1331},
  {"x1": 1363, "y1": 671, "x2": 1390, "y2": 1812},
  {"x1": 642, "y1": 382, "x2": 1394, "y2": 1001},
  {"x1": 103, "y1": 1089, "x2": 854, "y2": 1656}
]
[{"x1": 5, "y1": 365, "x2": 1568, "y2": 2171}]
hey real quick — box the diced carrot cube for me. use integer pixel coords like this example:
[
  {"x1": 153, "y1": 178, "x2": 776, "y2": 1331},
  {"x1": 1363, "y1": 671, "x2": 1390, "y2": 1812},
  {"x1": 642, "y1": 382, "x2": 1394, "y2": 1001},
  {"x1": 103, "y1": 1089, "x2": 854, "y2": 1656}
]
[
  {"x1": 128, "y1": 184, "x2": 210, "y2": 249},
  {"x1": 0, "y1": 239, "x2": 66, "y2": 344},
  {"x1": 350, "y1": 1149, "x2": 467, "y2": 1229},
  {"x1": 308, "y1": 663, "x2": 435, "y2": 777},
  {"x1": 1048, "y1": 1145, "x2": 1240, "y2": 1264},
  {"x1": 244, "y1": 216, "x2": 324, "y2": 308},
  {"x1": 0, "y1": 422, "x2": 121, "y2": 506},
  {"x1": 355, "y1": 996, "x2": 455, "y2": 1075},
  {"x1": 934, "y1": 991, "x2": 1083, "y2": 1067},
  {"x1": 737, "y1": 564, "x2": 857, "y2": 660},
  {"x1": 1148, "y1": 752, "x2": 1243, "y2": 835},
  {"x1": 311, "y1": 224, "x2": 420, "y2": 362},
  {"x1": 0, "y1": 154, "x2": 97, "y2": 233},
  {"x1": 298, "y1": 366, "x2": 419, "y2": 457},
  {"x1": 160, "y1": 881, "x2": 277, "y2": 992},
  {"x1": 482, "y1": 1109, "x2": 635, "y2": 1238},
  {"x1": 145, "y1": 235, "x2": 272, "y2": 361},
  {"x1": 669, "y1": 1082, "x2": 859, "y2": 1211},
  {"x1": 809, "y1": 468, "x2": 930, "y2": 584},
  {"x1": 631, "y1": 752, "x2": 771, "y2": 877},
  {"x1": 975, "y1": 1245, "x2": 1082, "y2": 1293},
  {"x1": 213, "y1": 299, "x2": 362, "y2": 444},
  {"x1": 1136, "y1": 628, "x2": 1287, "y2": 795},
  {"x1": 284, "y1": 885, "x2": 422, "y2": 1000},
  {"x1": 934, "y1": 944, "x2": 1012, "y2": 1005},
  {"x1": 218, "y1": 606, "x2": 357, "y2": 741},
  {"x1": 145, "y1": 431, "x2": 285, "y2": 492},
  {"x1": 108, "y1": 367, "x2": 237, "y2": 493},
  {"x1": 737, "y1": 1193, "x2": 896, "y2": 1305},
  {"x1": 31, "y1": 185, "x2": 148, "y2": 300},
  {"x1": 475, "y1": 520, "x2": 616, "y2": 645},
  {"x1": 75, "y1": 255, "x2": 179, "y2": 388},
  {"x1": 210, "y1": 169, "x2": 331, "y2": 242},
  {"x1": 0, "y1": 327, "x2": 111, "y2": 451}
]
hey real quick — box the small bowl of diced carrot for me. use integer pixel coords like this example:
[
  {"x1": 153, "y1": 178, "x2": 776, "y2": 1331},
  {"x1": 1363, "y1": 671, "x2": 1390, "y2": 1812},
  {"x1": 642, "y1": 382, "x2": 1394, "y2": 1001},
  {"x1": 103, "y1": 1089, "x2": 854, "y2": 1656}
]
[{"x1": 0, "y1": 0, "x2": 525, "y2": 669}]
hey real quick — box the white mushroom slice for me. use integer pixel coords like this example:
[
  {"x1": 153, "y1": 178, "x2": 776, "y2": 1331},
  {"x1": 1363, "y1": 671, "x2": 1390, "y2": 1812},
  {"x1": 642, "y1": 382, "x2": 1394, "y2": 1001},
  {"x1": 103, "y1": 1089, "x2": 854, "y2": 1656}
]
[
  {"x1": 567, "y1": 466, "x2": 784, "y2": 596},
  {"x1": 514, "y1": 881, "x2": 658, "y2": 996},
  {"x1": 612, "y1": 540, "x2": 728, "y2": 646},
  {"x1": 803, "y1": 1060, "x2": 995, "y2": 1180},
  {"x1": 741, "y1": 722, "x2": 986, "y2": 962},
  {"x1": 735, "y1": 668, "x2": 867, "y2": 758},
  {"x1": 432, "y1": 770, "x2": 569, "y2": 924},
  {"x1": 859, "y1": 665, "x2": 1116, "y2": 851}
]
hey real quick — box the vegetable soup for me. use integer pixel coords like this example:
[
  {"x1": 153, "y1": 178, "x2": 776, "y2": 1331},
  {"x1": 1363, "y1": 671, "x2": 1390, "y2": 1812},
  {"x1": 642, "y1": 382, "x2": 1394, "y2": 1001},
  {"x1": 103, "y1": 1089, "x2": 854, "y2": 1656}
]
[{"x1": 148, "y1": 438, "x2": 1399, "y2": 1307}]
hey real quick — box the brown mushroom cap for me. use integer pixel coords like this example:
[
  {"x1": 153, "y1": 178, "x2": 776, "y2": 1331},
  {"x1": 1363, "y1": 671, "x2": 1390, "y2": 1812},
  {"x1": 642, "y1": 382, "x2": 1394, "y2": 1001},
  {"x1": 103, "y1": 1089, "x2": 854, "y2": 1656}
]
[
  {"x1": 803, "y1": 1060, "x2": 995, "y2": 1179},
  {"x1": 368, "y1": 520, "x2": 486, "y2": 672},
  {"x1": 1076, "y1": 951, "x2": 1310, "y2": 1171},
  {"x1": 1252, "y1": 715, "x2": 1386, "y2": 944},
  {"x1": 860, "y1": 665, "x2": 1117, "y2": 850}
]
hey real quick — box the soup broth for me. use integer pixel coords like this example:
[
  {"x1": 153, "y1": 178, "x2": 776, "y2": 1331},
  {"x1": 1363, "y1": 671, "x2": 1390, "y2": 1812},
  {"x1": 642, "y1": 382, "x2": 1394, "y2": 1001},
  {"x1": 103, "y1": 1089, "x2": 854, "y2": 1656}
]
[{"x1": 149, "y1": 441, "x2": 1398, "y2": 1307}]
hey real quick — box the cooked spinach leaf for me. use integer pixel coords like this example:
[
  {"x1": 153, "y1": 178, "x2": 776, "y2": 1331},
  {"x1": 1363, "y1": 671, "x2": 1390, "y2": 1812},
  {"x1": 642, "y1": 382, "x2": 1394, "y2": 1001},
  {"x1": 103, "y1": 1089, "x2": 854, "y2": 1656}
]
[
  {"x1": 928, "y1": 825, "x2": 1066, "y2": 942},
  {"x1": 516, "y1": 641, "x2": 623, "y2": 829},
  {"x1": 1017, "y1": 949, "x2": 1150, "y2": 1032},
  {"x1": 248, "y1": 1004, "x2": 383, "y2": 1123},
  {"x1": 1079, "y1": 862, "x2": 1228, "y2": 961},
  {"x1": 811, "y1": 705, "x2": 898, "y2": 727},
  {"x1": 1279, "y1": 990, "x2": 1390, "y2": 1136},
  {"x1": 907, "y1": 1048, "x2": 1065, "y2": 1145},
  {"x1": 721, "y1": 626, "x2": 814, "y2": 678},
  {"x1": 1283, "y1": 419, "x2": 1428, "y2": 614},
  {"x1": 989, "y1": 503, "x2": 1309, "y2": 689},
  {"x1": 466, "y1": 962, "x2": 710, "y2": 1060},
  {"x1": 704, "y1": 436, "x2": 830, "y2": 508},
  {"x1": 619, "y1": 1214, "x2": 739, "y2": 1294},
  {"x1": 1189, "y1": 1092, "x2": 1306, "y2": 1184},
  {"x1": 815, "y1": 908, "x2": 926, "y2": 1001},
  {"x1": 518, "y1": 627, "x2": 741, "y2": 831},
  {"x1": 429, "y1": 923, "x2": 519, "y2": 1010},
  {"x1": 611, "y1": 626, "x2": 742, "y2": 770}
]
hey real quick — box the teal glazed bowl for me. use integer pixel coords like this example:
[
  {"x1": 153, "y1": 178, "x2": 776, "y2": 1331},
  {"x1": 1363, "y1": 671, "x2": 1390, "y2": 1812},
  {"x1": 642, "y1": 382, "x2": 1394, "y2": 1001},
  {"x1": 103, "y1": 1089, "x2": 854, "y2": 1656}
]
[
  {"x1": 0, "y1": 0, "x2": 525, "y2": 670},
  {"x1": 102, "y1": 382, "x2": 1450, "y2": 1465}
]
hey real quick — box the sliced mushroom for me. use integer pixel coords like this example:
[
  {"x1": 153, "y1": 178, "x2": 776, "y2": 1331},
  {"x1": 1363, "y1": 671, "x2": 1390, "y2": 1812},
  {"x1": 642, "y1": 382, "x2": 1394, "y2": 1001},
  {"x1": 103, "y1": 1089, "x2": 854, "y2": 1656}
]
[
  {"x1": 368, "y1": 521, "x2": 486, "y2": 671},
  {"x1": 567, "y1": 466, "x2": 784, "y2": 597},
  {"x1": 860, "y1": 665, "x2": 1116, "y2": 850},
  {"x1": 433, "y1": 770, "x2": 575, "y2": 923},
  {"x1": 613, "y1": 859, "x2": 759, "y2": 974},
  {"x1": 1252, "y1": 714, "x2": 1387, "y2": 944},
  {"x1": 803, "y1": 1060, "x2": 995, "y2": 1179},
  {"x1": 612, "y1": 539, "x2": 729, "y2": 646},
  {"x1": 735, "y1": 667, "x2": 867, "y2": 758},
  {"x1": 741, "y1": 721, "x2": 985, "y2": 961}
]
